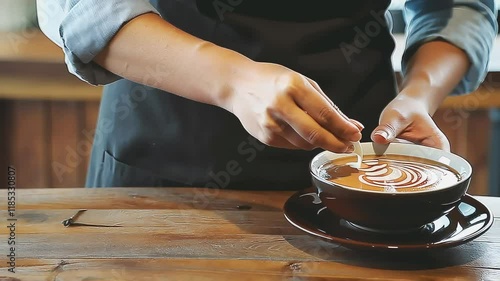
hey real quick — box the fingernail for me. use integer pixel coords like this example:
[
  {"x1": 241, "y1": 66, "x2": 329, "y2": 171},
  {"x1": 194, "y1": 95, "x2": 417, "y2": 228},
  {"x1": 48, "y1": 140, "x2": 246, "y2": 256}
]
[
  {"x1": 348, "y1": 131, "x2": 363, "y2": 142},
  {"x1": 374, "y1": 130, "x2": 389, "y2": 140},
  {"x1": 350, "y1": 119, "x2": 365, "y2": 130}
]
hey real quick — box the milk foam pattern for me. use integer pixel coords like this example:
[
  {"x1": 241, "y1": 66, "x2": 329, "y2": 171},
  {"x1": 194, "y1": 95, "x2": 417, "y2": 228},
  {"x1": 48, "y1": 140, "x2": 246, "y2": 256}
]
[{"x1": 358, "y1": 159, "x2": 447, "y2": 189}]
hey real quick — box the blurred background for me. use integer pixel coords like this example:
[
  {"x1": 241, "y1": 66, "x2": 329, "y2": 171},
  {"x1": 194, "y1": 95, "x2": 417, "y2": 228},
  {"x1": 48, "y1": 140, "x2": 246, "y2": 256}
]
[{"x1": 0, "y1": 0, "x2": 499, "y2": 195}]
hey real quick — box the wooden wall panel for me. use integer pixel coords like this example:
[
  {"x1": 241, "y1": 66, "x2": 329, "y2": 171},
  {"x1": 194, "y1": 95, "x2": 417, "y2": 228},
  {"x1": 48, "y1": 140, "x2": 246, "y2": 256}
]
[
  {"x1": 489, "y1": 109, "x2": 500, "y2": 196},
  {"x1": 5, "y1": 100, "x2": 50, "y2": 188},
  {"x1": 465, "y1": 110, "x2": 491, "y2": 196},
  {"x1": 49, "y1": 101, "x2": 84, "y2": 188},
  {"x1": 1, "y1": 100, "x2": 99, "y2": 188},
  {"x1": 434, "y1": 109, "x2": 468, "y2": 156},
  {"x1": 434, "y1": 109, "x2": 490, "y2": 195},
  {"x1": 0, "y1": 100, "x2": 9, "y2": 186}
]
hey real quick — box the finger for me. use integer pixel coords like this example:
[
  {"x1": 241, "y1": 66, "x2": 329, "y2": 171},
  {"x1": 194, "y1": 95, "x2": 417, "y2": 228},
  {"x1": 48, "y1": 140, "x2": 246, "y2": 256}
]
[
  {"x1": 307, "y1": 78, "x2": 349, "y2": 121},
  {"x1": 371, "y1": 101, "x2": 450, "y2": 151},
  {"x1": 279, "y1": 123, "x2": 318, "y2": 151},
  {"x1": 306, "y1": 78, "x2": 365, "y2": 132},
  {"x1": 422, "y1": 137, "x2": 450, "y2": 152},
  {"x1": 420, "y1": 120, "x2": 450, "y2": 151},
  {"x1": 371, "y1": 112, "x2": 409, "y2": 144},
  {"x1": 293, "y1": 78, "x2": 361, "y2": 142},
  {"x1": 267, "y1": 135, "x2": 303, "y2": 150},
  {"x1": 259, "y1": 118, "x2": 304, "y2": 150},
  {"x1": 349, "y1": 118, "x2": 365, "y2": 131},
  {"x1": 425, "y1": 135, "x2": 451, "y2": 152},
  {"x1": 265, "y1": 117, "x2": 317, "y2": 150},
  {"x1": 372, "y1": 113, "x2": 451, "y2": 151},
  {"x1": 275, "y1": 106, "x2": 355, "y2": 153},
  {"x1": 391, "y1": 138, "x2": 414, "y2": 144},
  {"x1": 260, "y1": 133, "x2": 303, "y2": 150},
  {"x1": 397, "y1": 130, "x2": 451, "y2": 152},
  {"x1": 371, "y1": 123, "x2": 400, "y2": 144}
]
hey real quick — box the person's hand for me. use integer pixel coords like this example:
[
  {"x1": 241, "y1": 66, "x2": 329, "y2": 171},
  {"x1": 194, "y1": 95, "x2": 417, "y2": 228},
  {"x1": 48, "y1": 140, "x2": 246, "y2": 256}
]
[
  {"x1": 371, "y1": 95, "x2": 450, "y2": 151},
  {"x1": 227, "y1": 62, "x2": 364, "y2": 152}
]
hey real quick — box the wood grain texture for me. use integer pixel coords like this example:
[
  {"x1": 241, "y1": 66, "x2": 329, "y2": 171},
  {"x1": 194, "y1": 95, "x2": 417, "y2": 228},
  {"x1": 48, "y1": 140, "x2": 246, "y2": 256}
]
[
  {"x1": 2, "y1": 258, "x2": 499, "y2": 281},
  {"x1": 0, "y1": 209, "x2": 301, "y2": 235},
  {"x1": 0, "y1": 188, "x2": 498, "y2": 280},
  {"x1": 466, "y1": 110, "x2": 491, "y2": 196},
  {"x1": 49, "y1": 101, "x2": 84, "y2": 187},
  {"x1": 0, "y1": 100, "x2": 9, "y2": 175},
  {"x1": 12, "y1": 187, "x2": 290, "y2": 210},
  {"x1": 3, "y1": 100, "x2": 50, "y2": 188},
  {"x1": 434, "y1": 109, "x2": 490, "y2": 195},
  {"x1": 0, "y1": 30, "x2": 63, "y2": 63},
  {"x1": 1, "y1": 99, "x2": 100, "y2": 188},
  {"x1": 0, "y1": 75, "x2": 102, "y2": 101},
  {"x1": 433, "y1": 109, "x2": 468, "y2": 156}
]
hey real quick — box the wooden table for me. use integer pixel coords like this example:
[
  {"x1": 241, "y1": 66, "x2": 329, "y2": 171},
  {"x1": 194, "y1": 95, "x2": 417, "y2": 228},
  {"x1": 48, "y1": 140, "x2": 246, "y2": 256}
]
[{"x1": 0, "y1": 187, "x2": 499, "y2": 280}]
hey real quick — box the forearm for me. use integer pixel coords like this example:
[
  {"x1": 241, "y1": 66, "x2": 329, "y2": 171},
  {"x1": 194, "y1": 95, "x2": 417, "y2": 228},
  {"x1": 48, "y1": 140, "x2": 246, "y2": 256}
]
[
  {"x1": 398, "y1": 40, "x2": 470, "y2": 115},
  {"x1": 94, "y1": 13, "x2": 252, "y2": 110}
]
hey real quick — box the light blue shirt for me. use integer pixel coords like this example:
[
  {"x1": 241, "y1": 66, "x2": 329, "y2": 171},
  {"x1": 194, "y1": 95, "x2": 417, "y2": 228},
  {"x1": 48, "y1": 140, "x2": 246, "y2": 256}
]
[{"x1": 37, "y1": 0, "x2": 498, "y2": 95}]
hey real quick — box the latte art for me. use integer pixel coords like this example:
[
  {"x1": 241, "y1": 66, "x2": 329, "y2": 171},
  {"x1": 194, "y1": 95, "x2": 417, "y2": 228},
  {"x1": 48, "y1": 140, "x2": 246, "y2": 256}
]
[
  {"x1": 318, "y1": 154, "x2": 461, "y2": 192},
  {"x1": 358, "y1": 159, "x2": 447, "y2": 190}
]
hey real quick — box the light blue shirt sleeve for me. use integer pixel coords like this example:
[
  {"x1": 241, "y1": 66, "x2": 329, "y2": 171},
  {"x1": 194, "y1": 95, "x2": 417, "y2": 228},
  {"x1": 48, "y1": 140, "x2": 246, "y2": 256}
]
[
  {"x1": 37, "y1": 0, "x2": 160, "y2": 86},
  {"x1": 402, "y1": 0, "x2": 498, "y2": 95}
]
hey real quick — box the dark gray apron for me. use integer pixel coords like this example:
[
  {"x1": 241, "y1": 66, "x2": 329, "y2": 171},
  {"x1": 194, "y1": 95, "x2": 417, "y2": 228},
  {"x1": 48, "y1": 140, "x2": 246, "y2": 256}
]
[{"x1": 86, "y1": 0, "x2": 397, "y2": 190}]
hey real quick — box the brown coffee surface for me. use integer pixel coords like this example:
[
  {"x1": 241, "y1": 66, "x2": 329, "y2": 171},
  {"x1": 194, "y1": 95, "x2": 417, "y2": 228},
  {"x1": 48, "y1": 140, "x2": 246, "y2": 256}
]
[{"x1": 318, "y1": 154, "x2": 461, "y2": 192}]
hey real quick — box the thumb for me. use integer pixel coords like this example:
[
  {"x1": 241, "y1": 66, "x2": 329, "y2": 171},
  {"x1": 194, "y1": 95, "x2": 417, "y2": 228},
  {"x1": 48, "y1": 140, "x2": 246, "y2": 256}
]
[{"x1": 371, "y1": 120, "x2": 407, "y2": 144}]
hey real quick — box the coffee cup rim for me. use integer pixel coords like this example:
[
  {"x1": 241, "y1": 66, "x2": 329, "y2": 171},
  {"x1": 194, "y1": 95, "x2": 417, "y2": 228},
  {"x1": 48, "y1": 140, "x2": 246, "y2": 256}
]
[{"x1": 310, "y1": 142, "x2": 473, "y2": 195}]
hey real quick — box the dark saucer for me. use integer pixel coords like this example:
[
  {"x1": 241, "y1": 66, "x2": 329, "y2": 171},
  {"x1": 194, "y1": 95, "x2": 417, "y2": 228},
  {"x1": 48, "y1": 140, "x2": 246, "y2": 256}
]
[{"x1": 283, "y1": 188, "x2": 494, "y2": 252}]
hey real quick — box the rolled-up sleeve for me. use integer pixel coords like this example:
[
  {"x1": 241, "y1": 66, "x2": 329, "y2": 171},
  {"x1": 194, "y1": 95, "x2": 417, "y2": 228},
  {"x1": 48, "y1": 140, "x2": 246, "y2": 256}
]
[
  {"x1": 402, "y1": 0, "x2": 498, "y2": 95},
  {"x1": 36, "y1": 0, "x2": 160, "y2": 86}
]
